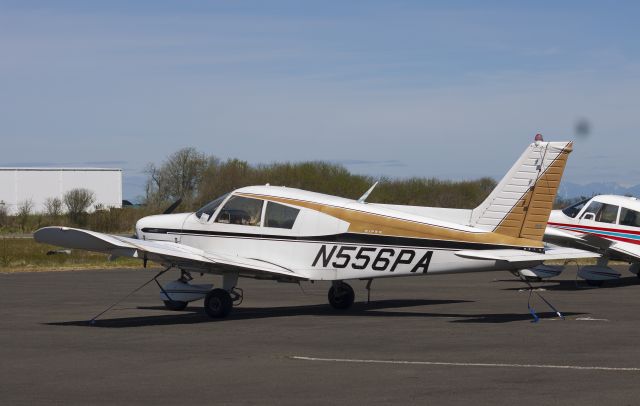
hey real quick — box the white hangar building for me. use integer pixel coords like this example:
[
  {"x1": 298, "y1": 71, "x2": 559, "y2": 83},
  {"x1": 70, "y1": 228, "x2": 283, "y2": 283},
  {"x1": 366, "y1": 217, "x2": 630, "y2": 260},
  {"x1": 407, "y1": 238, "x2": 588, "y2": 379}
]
[{"x1": 0, "y1": 168, "x2": 122, "y2": 215}]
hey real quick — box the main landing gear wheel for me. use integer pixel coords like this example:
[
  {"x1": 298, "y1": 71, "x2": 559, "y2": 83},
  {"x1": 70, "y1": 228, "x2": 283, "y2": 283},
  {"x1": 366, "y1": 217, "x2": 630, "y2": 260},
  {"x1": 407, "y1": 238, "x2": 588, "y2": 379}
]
[
  {"x1": 328, "y1": 282, "x2": 355, "y2": 310},
  {"x1": 163, "y1": 300, "x2": 188, "y2": 311},
  {"x1": 204, "y1": 289, "x2": 233, "y2": 318}
]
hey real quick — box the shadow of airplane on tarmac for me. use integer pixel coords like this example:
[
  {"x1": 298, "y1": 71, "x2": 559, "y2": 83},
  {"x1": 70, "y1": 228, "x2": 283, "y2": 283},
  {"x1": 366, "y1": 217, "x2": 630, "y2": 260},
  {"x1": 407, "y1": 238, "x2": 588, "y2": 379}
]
[
  {"x1": 45, "y1": 298, "x2": 583, "y2": 328},
  {"x1": 498, "y1": 275, "x2": 640, "y2": 292}
]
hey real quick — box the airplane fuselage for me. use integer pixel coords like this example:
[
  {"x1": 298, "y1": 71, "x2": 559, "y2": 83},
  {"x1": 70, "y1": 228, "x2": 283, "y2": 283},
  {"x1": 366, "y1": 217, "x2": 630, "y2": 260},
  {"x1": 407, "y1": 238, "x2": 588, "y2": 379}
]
[
  {"x1": 547, "y1": 195, "x2": 640, "y2": 250},
  {"x1": 136, "y1": 186, "x2": 545, "y2": 281}
]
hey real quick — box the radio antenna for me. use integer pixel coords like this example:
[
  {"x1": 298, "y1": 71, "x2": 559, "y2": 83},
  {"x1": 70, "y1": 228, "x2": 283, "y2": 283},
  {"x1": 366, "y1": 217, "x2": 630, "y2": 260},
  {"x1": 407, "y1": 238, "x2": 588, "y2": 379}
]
[{"x1": 357, "y1": 181, "x2": 379, "y2": 204}]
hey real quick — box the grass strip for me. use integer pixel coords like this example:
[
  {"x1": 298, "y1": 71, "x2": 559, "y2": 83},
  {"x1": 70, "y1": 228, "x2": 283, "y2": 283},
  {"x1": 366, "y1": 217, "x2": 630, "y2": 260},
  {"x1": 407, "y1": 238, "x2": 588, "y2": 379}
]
[{"x1": 0, "y1": 237, "x2": 142, "y2": 273}]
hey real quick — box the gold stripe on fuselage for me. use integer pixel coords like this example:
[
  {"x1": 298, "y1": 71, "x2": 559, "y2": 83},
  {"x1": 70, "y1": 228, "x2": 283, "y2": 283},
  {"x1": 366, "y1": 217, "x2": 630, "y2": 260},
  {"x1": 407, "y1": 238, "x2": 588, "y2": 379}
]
[{"x1": 237, "y1": 193, "x2": 544, "y2": 249}]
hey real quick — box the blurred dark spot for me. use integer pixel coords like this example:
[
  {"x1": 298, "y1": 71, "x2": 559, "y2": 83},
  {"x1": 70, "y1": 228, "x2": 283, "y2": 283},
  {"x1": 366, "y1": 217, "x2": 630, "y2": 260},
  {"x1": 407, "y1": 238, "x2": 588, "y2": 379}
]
[{"x1": 575, "y1": 118, "x2": 591, "y2": 139}]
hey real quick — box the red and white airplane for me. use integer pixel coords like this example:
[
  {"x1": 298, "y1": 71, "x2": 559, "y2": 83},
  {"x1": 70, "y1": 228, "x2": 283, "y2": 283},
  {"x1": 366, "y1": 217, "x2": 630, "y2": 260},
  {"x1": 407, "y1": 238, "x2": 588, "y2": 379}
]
[{"x1": 537, "y1": 195, "x2": 640, "y2": 285}]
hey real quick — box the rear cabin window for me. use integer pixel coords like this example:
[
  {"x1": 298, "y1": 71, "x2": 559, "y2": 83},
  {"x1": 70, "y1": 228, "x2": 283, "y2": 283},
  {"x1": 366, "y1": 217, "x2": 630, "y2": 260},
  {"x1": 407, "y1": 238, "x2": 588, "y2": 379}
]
[
  {"x1": 620, "y1": 208, "x2": 640, "y2": 227},
  {"x1": 215, "y1": 196, "x2": 263, "y2": 226},
  {"x1": 583, "y1": 201, "x2": 619, "y2": 224},
  {"x1": 264, "y1": 202, "x2": 300, "y2": 229}
]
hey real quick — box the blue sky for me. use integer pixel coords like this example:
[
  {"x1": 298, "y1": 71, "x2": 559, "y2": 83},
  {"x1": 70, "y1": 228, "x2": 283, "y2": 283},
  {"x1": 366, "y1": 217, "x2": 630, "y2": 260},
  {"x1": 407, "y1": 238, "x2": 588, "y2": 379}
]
[{"x1": 1, "y1": 1, "x2": 639, "y2": 200}]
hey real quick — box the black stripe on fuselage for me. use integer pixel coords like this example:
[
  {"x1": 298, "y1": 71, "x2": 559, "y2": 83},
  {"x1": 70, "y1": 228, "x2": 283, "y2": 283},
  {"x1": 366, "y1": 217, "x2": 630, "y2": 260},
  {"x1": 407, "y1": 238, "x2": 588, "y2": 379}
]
[{"x1": 141, "y1": 227, "x2": 543, "y2": 253}]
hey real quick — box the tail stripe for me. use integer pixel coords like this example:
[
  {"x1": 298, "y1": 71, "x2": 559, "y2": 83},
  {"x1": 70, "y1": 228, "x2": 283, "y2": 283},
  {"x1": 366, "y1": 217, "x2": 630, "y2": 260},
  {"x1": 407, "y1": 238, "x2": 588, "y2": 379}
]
[
  {"x1": 494, "y1": 143, "x2": 571, "y2": 240},
  {"x1": 471, "y1": 141, "x2": 573, "y2": 241}
]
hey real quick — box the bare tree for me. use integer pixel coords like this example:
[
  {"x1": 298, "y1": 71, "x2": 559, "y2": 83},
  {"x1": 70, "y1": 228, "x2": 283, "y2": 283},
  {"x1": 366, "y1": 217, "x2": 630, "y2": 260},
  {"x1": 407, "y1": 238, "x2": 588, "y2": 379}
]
[
  {"x1": 64, "y1": 189, "x2": 95, "y2": 224},
  {"x1": 17, "y1": 199, "x2": 34, "y2": 231},
  {"x1": 0, "y1": 201, "x2": 7, "y2": 227},
  {"x1": 145, "y1": 147, "x2": 209, "y2": 204},
  {"x1": 44, "y1": 197, "x2": 63, "y2": 217}
]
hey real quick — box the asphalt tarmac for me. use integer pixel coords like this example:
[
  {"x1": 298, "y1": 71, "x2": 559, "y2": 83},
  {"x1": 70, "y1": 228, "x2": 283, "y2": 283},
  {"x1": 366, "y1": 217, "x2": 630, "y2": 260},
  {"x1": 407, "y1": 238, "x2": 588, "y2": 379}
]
[{"x1": 1, "y1": 266, "x2": 640, "y2": 405}]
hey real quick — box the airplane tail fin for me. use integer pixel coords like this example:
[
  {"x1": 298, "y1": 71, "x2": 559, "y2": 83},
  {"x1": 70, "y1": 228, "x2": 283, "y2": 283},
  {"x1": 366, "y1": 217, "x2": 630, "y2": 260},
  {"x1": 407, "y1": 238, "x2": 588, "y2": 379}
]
[{"x1": 470, "y1": 140, "x2": 573, "y2": 241}]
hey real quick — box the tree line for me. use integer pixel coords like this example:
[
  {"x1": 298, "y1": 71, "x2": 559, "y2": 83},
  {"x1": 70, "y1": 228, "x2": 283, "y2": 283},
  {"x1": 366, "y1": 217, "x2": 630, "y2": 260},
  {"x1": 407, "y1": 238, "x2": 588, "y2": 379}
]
[
  {"x1": 144, "y1": 147, "x2": 498, "y2": 212},
  {"x1": 0, "y1": 188, "x2": 136, "y2": 233}
]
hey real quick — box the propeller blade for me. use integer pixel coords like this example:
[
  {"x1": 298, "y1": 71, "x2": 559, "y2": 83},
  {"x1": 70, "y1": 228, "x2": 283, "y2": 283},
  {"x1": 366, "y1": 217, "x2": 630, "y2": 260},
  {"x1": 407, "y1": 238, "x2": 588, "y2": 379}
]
[{"x1": 163, "y1": 198, "x2": 183, "y2": 215}]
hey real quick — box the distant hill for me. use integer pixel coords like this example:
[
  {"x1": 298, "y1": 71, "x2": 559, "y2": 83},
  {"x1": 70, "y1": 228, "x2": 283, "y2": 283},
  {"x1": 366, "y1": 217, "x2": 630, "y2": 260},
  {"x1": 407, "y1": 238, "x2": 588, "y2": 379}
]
[{"x1": 558, "y1": 181, "x2": 640, "y2": 199}]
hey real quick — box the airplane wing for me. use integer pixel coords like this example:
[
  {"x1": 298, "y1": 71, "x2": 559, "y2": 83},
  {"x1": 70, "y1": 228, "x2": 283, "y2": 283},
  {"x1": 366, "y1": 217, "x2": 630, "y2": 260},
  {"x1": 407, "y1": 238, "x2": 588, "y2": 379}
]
[
  {"x1": 544, "y1": 226, "x2": 613, "y2": 250},
  {"x1": 593, "y1": 239, "x2": 640, "y2": 263},
  {"x1": 34, "y1": 227, "x2": 307, "y2": 281},
  {"x1": 544, "y1": 225, "x2": 640, "y2": 263},
  {"x1": 454, "y1": 245, "x2": 599, "y2": 263}
]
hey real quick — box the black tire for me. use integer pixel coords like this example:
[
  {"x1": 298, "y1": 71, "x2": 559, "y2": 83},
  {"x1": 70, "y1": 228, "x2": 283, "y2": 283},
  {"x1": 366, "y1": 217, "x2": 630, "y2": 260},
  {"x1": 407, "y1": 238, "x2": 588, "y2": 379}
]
[
  {"x1": 204, "y1": 289, "x2": 233, "y2": 318},
  {"x1": 163, "y1": 300, "x2": 188, "y2": 311},
  {"x1": 328, "y1": 282, "x2": 355, "y2": 310},
  {"x1": 586, "y1": 279, "x2": 605, "y2": 287}
]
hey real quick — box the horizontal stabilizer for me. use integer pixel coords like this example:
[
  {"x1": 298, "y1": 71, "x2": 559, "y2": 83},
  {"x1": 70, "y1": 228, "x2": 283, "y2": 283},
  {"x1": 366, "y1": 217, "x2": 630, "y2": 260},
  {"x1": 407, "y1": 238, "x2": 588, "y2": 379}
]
[{"x1": 454, "y1": 246, "x2": 599, "y2": 263}]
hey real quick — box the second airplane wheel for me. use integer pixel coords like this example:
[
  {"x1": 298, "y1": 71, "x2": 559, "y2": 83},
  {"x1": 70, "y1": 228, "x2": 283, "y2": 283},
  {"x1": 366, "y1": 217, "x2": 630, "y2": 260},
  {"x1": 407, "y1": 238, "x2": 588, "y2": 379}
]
[
  {"x1": 586, "y1": 279, "x2": 605, "y2": 287},
  {"x1": 204, "y1": 289, "x2": 233, "y2": 318},
  {"x1": 328, "y1": 282, "x2": 355, "y2": 310}
]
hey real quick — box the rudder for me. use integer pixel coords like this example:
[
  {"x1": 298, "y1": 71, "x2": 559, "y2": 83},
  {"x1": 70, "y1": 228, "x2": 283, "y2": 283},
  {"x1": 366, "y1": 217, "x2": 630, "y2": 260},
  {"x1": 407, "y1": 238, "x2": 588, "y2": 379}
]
[{"x1": 470, "y1": 140, "x2": 573, "y2": 241}]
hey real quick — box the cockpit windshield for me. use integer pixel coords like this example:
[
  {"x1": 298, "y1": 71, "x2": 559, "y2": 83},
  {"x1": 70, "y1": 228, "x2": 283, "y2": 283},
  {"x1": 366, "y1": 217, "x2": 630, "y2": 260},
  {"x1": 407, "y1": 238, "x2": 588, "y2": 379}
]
[
  {"x1": 195, "y1": 194, "x2": 229, "y2": 221},
  {"x1": 561, "y1": 198, "x2": 590, "y2": 218}
]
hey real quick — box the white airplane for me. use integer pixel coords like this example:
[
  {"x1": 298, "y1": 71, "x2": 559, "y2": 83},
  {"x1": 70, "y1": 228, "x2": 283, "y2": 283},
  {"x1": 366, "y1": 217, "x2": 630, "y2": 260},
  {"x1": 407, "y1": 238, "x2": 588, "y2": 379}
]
[
  {"x1": 539, "y1": 194, "x2": 640, "y2": 285},
  {"x1": 35, "y1": 137, "x2": 596, "y2": 319}
]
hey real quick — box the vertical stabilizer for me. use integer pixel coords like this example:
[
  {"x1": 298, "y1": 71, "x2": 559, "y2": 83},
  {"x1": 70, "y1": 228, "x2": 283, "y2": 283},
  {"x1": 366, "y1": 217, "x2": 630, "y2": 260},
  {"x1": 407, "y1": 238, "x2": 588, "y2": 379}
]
[{"x1": 470, "y1": 141, "x2": 573, "y2": 241}]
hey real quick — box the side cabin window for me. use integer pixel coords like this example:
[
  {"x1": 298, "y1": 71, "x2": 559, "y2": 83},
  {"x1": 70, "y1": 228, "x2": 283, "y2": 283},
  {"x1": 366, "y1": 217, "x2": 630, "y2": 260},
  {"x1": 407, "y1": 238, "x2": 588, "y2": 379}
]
[
  {"x1": 215, "y1": 196, "x2": 263, "y2": 226},
  {"x1": 620, "y1": 208, "x2": 640, "y2": 227},
  {"x1": 264, "y1": 202, "x2": 300, "y2": 229},
  {"x1": 562, "y1": 198, "x2": 590, "y2": 218},
  {"x1": 596, "y1": 203, "x2": 619, "y2": 224},
  {"x1": 582, "y1": 201, "x2": 619, "y2": 224}
]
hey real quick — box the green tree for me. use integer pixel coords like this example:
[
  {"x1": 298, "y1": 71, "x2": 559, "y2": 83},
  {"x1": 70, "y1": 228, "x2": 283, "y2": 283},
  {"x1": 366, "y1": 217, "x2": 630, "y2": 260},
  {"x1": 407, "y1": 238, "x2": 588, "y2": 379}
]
[
  {"x1": 144, "y1": 147, "x2": 502, "y2": 212},
  {"x1": 64, "y1": 189, "x2": 96, "y2": 225}
]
